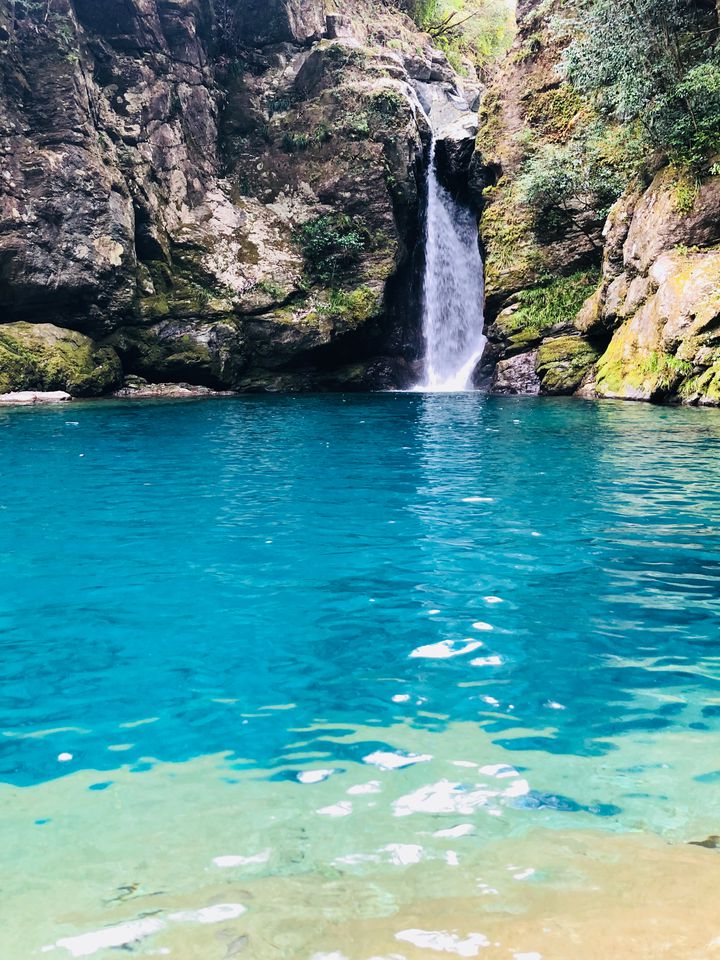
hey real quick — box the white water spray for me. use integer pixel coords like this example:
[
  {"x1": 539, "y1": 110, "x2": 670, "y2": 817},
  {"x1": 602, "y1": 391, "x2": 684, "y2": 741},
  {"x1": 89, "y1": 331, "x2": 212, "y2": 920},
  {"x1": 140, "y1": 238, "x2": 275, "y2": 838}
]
[{"x1": 418, "y1": 142, "x2": 486, "y2": 392}]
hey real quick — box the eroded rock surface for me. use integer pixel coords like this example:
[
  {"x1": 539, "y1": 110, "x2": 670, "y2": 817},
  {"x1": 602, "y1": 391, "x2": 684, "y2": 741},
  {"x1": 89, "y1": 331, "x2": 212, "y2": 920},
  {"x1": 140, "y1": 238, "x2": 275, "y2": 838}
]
[{"x1": 0, "y1": 0, "x2": 474, "y2": 393}]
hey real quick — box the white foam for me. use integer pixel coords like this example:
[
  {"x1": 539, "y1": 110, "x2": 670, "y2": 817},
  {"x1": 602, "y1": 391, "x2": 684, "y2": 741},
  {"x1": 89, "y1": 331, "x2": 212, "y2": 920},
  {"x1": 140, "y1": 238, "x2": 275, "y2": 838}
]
[
  {"x1": 395, "y1": 929, "x2": 490, "y2": 956},
  {"x1": 462, "y1": 497, "x2": 494, "y2": 504},
  {"x1": 433, "y1": 823, "x2": 475, "y2": 839},
  {"x1": 470, "y1": 655, "x2": 503, "y2": 667},
  {"x1": 363, "y1": 750, "x2": 432, "y2": 771},
  {"x1": 471, "y1": 622, "x2": 494, "y2": 632},
  {"x1": 392, "y1": 694, "x2": 411, "y2": 703},
  {"x1": 213, "y1": 850, "x2": 270, "y2": 867},
  {"x1": 479, "y1": 764, "x2": 518, "y2": 779},
  {"x1": 317, "y1": 801, "x2": 353, "y2": 817},
  {"x1": 410, "y1": 640, "x2": 482, "y2": 660},
  {"x1": 383, "y1": 843, "x2": 424, "y2": 866},
  {"x1": 394, "y1": 780, "x2": 492, "y2": 817},
  {"x1": 347, "y1": 780, "x2": 381, "y2": 795},
  {"x1": 168, "y1": 903, "x2": 246, "y2": 924},
  {"x1": 297, "y1": 769, "x2": 335, "y2": 784},
  {"x1": 48, "y1": 918, "x2": 165, "y2": 956}
]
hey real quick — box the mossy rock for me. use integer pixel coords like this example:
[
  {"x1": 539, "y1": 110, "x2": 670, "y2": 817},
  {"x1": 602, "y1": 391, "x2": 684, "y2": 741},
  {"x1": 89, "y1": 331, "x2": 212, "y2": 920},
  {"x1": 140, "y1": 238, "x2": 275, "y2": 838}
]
[
  {"x1": 596, "y1": 323, "x2": 693, "y2": 401},
  {"x1": 109, "y1": 321, "x2": 244, "y2": 388},
  {"x1": 537, "y1": 336, "x2": 600, "y2": 395},
  {"x1": 682, "y1": 360, "x2": 720, "y2": 405},
  {"x1": 0, "y1": 323, "x2": 122, "y2": 397}
]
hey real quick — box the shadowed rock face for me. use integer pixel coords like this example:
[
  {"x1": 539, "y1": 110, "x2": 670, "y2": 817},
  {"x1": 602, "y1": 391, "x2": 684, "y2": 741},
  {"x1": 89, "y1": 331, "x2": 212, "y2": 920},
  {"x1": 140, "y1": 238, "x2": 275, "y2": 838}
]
[
  {"x1": 234, "y1": 0, "x2": 325, "y2": 45},
  {"x1": 0, "y1": 0, "x2": 472, "y2": 393}
]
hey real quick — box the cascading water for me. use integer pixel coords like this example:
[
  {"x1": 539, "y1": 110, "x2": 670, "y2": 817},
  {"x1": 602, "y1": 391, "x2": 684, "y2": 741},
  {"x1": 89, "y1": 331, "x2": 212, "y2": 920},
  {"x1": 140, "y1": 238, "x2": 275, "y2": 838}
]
[{"x1": 418, "y1": 142, "x2": 486, "y2": 392}]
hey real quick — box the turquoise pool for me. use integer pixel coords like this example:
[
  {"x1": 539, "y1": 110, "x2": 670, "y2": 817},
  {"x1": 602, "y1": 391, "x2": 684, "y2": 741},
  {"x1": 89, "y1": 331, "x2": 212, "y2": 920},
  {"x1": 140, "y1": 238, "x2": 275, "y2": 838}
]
[{"x1": 3, "y1": 394, "x2": 720, "y2": 959}]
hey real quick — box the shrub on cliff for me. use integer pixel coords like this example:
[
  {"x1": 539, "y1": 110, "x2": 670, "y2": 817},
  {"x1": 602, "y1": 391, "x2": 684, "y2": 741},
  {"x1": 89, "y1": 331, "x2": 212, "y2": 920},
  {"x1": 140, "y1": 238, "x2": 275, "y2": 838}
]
[
  {"x1": 563, "y1": 0, "x2": 720, "y2": 170},
  {"x1": 298, "y1": 216, "x2": 367, "y2": 284}
]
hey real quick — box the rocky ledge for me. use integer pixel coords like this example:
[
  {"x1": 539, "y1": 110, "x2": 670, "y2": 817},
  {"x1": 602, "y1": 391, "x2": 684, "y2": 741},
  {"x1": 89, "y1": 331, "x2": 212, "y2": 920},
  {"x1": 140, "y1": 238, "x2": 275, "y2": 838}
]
[{"x1": 0, "y1": 0, "x2": 479, "y2": 396}]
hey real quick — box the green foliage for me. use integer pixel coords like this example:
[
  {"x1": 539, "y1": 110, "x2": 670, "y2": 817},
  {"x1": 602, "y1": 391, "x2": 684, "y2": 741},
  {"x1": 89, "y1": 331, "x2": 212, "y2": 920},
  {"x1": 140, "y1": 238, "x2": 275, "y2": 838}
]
[
  {"x1": 344, "y1": 111, "x2": 371, "y2": 138},
  {"x1": 398, "y1": 0, "x2": 515, "y2": 70},
  {"x1": 564, "y1": 0, "x2": 720, "y2": 170},
  {"x1": 517, "y1": 129, "x2": 628, "y2": 222},
  {"x1": 516, "y1": 113, "x2": 650, "y2": 226},
  {"x1": 513, "y1": 270, "x2": 600, "y2": 333},
  {"x1": 281, "y1": 131, "x2": 310, "y2": 153},
  {"x1": 672, "y1": 167, "x2": 701, "y2": 214},
  {"x1": 298, "y1": 215, "x2": 367, "y2": 283},
  {"x1": 370, "y1": 88, "x2": 408, "y2": 119}
]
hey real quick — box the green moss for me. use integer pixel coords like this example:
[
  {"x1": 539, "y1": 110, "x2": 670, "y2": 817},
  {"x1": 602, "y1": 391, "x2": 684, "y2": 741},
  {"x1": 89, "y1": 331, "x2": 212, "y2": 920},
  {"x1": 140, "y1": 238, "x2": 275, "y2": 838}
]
[
  {"x1": 0, "y1": 323, "x2": 122, "y2": 396},
  {"x1": 536, "y1": 335, "x2": 599, "y2": 394},
  {"x1": 524, "y1": 84, "x2": 584, "y2": 140},
  {"x1": 671, "y1": 167, "x2": 701, "y2": 214},
  {"x1": 318, "y1": 286, "x2": 380, "y2": 328},
  {"x1": 369, "y1": 88, "x2": 407, "y2": 119},
  {"x1": 681, "y1": 359, "x2": 720, "y2": 403},
  {"x1": 597, "y1": 325, "x2": 693, "y2": 398},
  {"x1": 480, "y1": 183, "x2": 544, "y2": 290}
]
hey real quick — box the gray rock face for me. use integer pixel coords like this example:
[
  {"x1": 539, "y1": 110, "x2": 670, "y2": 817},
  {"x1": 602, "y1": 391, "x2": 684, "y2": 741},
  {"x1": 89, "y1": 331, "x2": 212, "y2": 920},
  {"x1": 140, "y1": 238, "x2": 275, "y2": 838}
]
[
  {"x1": 491, "y1": 350, "x2": 541, "y2": 396},
  {"x1": 0, "y1": 0, "x2": 455, "y2": 393},
  {"x1": 234, "y1": 0, "x2": 325, "y2": 45}
]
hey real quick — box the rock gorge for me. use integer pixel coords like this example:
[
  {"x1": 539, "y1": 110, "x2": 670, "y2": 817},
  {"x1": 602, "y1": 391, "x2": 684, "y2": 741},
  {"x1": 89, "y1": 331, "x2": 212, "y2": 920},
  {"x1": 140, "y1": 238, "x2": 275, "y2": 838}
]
[{"x1": 1, "y1": 0, "x2": 719, "y2": 404}]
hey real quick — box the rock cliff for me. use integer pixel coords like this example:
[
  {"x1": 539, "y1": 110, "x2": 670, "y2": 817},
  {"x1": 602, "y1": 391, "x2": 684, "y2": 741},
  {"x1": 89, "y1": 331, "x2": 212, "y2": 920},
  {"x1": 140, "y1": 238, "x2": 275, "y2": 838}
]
[
  {"x1": 0, "y1": 0, "x2": 477, "y2": 394},
  {"x1": 477, "y1": 0, "x2": 720, "y2": 406}
]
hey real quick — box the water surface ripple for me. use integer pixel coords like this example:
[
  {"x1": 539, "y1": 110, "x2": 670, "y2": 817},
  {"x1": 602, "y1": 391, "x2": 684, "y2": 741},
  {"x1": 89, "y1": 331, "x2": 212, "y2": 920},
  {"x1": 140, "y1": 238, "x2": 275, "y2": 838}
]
[{"x1": 2, "y1": 394, "x2": 719, "y2": 801}]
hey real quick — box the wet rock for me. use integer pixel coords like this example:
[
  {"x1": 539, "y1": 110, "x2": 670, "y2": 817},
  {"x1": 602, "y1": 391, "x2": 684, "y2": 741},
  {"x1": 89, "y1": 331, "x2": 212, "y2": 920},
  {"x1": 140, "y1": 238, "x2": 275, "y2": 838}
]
[
  {"x1": 491, "y1": 350, "x2": 541, "y2": 396},
  {"x1": 235, "y1": 0, "x2": 325, "y2": 46},
  {"x1": 0, "y1": 390, "x2": 72, "y2": 404},
  {"x1": 113, "y1": 378, "x2": 234, "y2": 399},
  {"x1": 689, "y1": 836, "x2": 720, "y2": 849},
  {"x1": 435, "y1": 114, "x2": 479, "y2": 196}
]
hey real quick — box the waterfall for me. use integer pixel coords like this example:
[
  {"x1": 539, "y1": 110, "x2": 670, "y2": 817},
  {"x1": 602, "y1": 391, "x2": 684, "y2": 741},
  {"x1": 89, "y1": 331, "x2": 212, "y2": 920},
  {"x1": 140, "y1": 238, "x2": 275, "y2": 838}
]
[{"x1": 417, "y1": 142, "x2": 486, "y2": 392}]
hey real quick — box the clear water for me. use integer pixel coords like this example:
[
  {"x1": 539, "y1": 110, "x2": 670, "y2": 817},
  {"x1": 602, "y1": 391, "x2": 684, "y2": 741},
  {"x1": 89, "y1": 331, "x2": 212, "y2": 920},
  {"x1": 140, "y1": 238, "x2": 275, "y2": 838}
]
[
  {"x1": 419, "y1": 146, "x2": 486, "y2": 391},
  {"x1": 3, "y1": 394, "x2": 720, "y2": 959}
]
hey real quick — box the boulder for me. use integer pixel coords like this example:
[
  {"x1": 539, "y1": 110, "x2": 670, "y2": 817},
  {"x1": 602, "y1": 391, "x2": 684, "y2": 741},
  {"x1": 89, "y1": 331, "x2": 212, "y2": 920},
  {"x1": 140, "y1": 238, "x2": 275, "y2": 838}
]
[
  {"x1": 536, "y1": 336, "x2": 599, "y2": 395},
  {"x1": 0, "y1": 391, "x2": 72, "y2": 405},
  {"x1": 491, "y1": 350, "x2": 541, "y2": 395},
  {"x1": 435, "y1": 114, "x2": 479, "y2": 194},
  {"x1": 0, "y1": 324, "x2": 122, "y2": 397}
]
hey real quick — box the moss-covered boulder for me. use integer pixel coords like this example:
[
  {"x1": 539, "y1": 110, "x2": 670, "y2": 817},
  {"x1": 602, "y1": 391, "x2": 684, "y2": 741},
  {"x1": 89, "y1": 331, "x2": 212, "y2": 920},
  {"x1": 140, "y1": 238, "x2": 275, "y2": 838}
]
[
  {"x1": 109, "y1": 320, "x2": 245, "y2": 389},
  {"x1": 0, "y1": 323, "x2": 122, "y2": 396},
  {"x1": 537, "y1": 335, "x2": 599, "y2": 395}
]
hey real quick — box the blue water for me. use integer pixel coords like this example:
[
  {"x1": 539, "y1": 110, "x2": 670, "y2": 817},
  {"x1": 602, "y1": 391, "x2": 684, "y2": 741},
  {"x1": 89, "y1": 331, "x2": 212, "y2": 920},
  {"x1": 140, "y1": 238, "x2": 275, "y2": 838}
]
[{"x1": 2, "y1": 393, "x2": 720, "y2": 805}]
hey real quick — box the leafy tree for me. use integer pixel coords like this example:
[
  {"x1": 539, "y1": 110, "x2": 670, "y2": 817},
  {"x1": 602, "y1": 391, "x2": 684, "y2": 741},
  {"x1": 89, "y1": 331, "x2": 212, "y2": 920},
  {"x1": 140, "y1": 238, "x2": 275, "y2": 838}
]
[
  {"x1": 391, "y1": 0, "x2": 515, "y2": 70},
  {"x1": 563, "y1": 0, "x2": 720, "y2": 168},
  {"x1": 517, "y1": 131, "x2": 625, "y2": 242}
]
